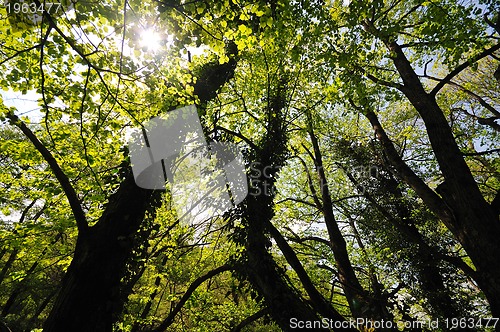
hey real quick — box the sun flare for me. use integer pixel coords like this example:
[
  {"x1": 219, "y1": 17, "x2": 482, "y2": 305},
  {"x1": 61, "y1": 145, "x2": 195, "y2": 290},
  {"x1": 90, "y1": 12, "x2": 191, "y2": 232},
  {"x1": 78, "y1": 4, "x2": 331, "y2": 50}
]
[{"x1": 140, "y1": 29, "x2": 162, "y2": 51}]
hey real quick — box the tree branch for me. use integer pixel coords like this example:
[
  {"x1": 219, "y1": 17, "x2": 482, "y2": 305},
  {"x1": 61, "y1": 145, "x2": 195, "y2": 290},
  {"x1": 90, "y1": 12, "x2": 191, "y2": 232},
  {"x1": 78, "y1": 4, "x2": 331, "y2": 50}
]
[
  {"x1": 214, "y1": 126, "x2": 259, "y2": 151},
  {"x1": 286, "y1": 232, "x2": 334, "y2": 250},
  {"x1": 268, "y1": 223, "x2": 352, "y2": 326},
  {"x1": 275, "y1": 197, "x2": 317, "y2": 208},
  {"x1": 462, "y1": 148, "x2": 500, "y2": 156},
  {"x1": 430, "y1": 43, "x2": 500, "y2": 96},
  {"x1": 0, "y1": 44, "x2": 42, "y2": 66},
  {"x1": 422, "y1": 75, "x2": 500, "y2": 118},
  {"x1": 231, "y1": 308, "x2": 270, "y2": 332},
  {"x1": 6, "y1": 113, "x2": 88, "y2": 233},
  {"x1": 349, "y1": 101, "x2": 456, "y2": 229},
  {"x1": 363, "y1": 71, "x2": 405, "y2": 91},
  {"x1": 341, "y1": 163, "x2": 477, "y2": 279},
  {"x1": 295, "y1": 153, "x2": 323, "y2": 210},
  {"x1": 484, "y1": 12, "x2": 500, "y2": 35},
  {"x1": 153, "y1": 264, "x2": 232, "y2": 332}
]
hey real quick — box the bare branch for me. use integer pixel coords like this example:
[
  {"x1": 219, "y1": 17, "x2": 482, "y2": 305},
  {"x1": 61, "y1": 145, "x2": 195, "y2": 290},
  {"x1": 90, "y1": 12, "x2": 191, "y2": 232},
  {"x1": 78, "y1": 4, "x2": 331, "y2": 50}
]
[
  {"x1": 286, "y1": 232, "x2": 333, "y2": 250},
  {"x1": 0, "y1": 44, "x2": 41, "y2": 66},
  {"x1": 276, "y1": 197, "x2": 317, "y2": 208},
  {"x1": 362, "y1": 70, "x2": 405, "y2": 91},
  {"x1": 451, "y1": 107, "x2": 500, "y2": 132},
  {"x1": 463, "y1": 148, "x2": 500, "y2": 156},
  {"x1": 484, "y1": 12, "x2": 500, "y2": 35},
  {"x1": 214, "y1": 126, "x2": 259, "y2": 151},
  {"x1": 422, "y1": 75, "x2": 500, "y2": 118},
  {"x1": 431, "y1": 43, "x2": 500, "y2": 96},
  {"x1": 295, "y1": 152, "x2": 323, "y2": 210}
]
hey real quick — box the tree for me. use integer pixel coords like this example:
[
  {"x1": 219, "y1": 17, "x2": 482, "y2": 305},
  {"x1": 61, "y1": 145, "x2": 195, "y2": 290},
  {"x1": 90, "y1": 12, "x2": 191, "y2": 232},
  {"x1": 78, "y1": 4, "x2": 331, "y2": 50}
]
[
  {"x1": 1, "y1": 0, "x2": 499, "y2": 331},
  {"x1": 317, "y1": 0, "x2": 500, "y2": 318}
]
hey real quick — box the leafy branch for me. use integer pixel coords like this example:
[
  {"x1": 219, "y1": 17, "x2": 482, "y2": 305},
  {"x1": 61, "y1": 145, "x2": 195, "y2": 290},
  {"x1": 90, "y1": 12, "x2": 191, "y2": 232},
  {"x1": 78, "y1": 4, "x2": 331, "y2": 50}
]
[{"x1": 6, "y1": 113, "x2": 88, "y2": 233}]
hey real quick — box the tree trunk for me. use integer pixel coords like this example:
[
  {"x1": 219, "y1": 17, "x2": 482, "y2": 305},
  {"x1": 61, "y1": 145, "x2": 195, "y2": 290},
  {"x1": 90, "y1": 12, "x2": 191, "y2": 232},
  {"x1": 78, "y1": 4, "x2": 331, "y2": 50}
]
[
  {"x1": 344, "y1": 161, "x2": 463, "y2": 320},
  {"x1": 241, "y1": 198, "x2": 328, "y2": 331},
  {"x1": 0, "y1": 249, "x2": 18, "y2": 287},
  {"x1": 239, "y1": 156, "x2": 330, "y2": 330},
  {"x1": 384, "y1": 40, "x2": 500, "y2": 318},
  {"x1": 307, "y1": 125, "x2": 393, "y2": 324},
  {"x1": 268, "y1": 223, "x2": 356, "y2": 327},
  {"x1": 383, "y1": 173, "x2": 462, "y2": 320},
  {"x1": 42, "y1": 45, "x2": 239, "y2": 331},
  {"x1": 234, "y1": 84, "x2": 333, "y2": 331}
]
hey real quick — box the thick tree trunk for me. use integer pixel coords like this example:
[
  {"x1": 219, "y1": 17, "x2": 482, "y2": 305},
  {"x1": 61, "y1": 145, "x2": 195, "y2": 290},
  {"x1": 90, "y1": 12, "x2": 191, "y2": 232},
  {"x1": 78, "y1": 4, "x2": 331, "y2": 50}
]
[
  {"x1": 43, "y1": 171, "x2": 162, "y2": 332},
  {"x1": 358, "y1": 22, "x2": 500, "y2": 317},
  {"x1": 234, "y1": 86, "x2": 336, "y2": 331},
  {"x1": 242, "y1": 247, "x2": 327, "y2": 331},
  {"x1": 344, "y1": 161, "x2": 463, "y2": 320},
  {"x1": 362, "y1": 106, "x2": 500, "y2": 320},
  {"x1": 42, "y1": 45, "x2": 239, "y2": 331},
  {"x1": 241, "y1": 190, "x2": 329, "y2": 331},
  {"x1": 385, "y1": 40, "x2": 500, "y2": 318},
  {"x1": 383, "y1": 174, "x2": 461, "y2": 320},
  {"x1": 268, "y1": 223, "x2": 352, "y2": 325}
]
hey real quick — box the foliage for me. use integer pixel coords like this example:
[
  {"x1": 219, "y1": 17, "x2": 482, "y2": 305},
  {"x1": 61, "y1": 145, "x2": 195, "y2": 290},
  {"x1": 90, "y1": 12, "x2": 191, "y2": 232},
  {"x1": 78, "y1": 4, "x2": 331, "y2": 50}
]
[{"x1": 0, "y1": 0, "x2": 499, "y2": 331}]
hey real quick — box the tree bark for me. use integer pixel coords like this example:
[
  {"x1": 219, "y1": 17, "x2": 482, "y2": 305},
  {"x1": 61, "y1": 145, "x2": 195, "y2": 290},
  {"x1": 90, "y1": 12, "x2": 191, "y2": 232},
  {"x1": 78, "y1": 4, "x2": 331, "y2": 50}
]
[
  {"x1": 233, "y1": 84, "x2": 332, "y2": 331},
  {"x1": 268, "y1": 223, "x2": 353, "y2": 326},
  {"x1": 240, "y1": 161, "x2": 329, "y2": 331},
  {"x1": 360, "y1": 21, "x2": 500, "y2": 317},
  {"x1": 41, "y1": 44, "x2": 240, "y2": 331},
  {"x1": 386, "y1": 40, "x2": 500, "y2": 318},
  {"x1": 345, "y1": 164, "x2": 462, "y2": 320}
]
